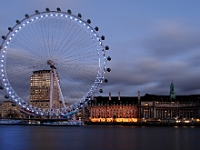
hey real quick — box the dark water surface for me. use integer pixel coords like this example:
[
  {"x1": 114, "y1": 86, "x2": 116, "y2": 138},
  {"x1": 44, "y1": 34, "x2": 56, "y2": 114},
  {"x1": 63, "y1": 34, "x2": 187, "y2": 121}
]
[{"x1": 0, "y1": 125, "x2": 200, "y2": 150}]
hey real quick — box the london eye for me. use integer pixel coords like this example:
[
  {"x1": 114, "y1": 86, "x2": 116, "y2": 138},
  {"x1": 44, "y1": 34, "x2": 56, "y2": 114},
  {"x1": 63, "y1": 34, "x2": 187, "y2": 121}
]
[{"x1": 0, "y1": 8, "x2": 111, "y2": 117}]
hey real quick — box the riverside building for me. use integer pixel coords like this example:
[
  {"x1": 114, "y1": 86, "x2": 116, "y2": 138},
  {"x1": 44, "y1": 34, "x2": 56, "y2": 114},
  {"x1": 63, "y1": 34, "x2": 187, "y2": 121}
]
[
  {"x1": 140, "y1": 95, "x2": 200, "y2": 120},
  {"x1": 87, "y1": 92, "x2": 139, "y2": 123},
  {"x1": 140, "y1": 82, "x2": 200, "y2": 122},
  {"x1": 86, "y1": 82, "x2": 200, "y2": 123}
]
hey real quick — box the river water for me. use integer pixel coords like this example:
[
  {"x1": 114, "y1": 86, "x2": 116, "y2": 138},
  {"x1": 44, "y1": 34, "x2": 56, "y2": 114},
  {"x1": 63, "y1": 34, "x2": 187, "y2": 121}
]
[{"x1": 0, "y1": 125, "x2": 200, "y2": 150}]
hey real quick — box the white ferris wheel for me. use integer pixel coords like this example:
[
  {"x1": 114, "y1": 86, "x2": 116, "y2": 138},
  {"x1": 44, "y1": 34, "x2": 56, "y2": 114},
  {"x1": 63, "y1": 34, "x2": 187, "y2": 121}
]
[{"x1": 0, "y1": 8, "x2": 111, "y2": 117}]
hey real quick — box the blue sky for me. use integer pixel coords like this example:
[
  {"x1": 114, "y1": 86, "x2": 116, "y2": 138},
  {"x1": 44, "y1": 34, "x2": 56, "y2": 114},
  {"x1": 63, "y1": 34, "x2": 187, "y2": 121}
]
[{"x1": 0, "y1": 0, "x2": 200, "y2": 102}]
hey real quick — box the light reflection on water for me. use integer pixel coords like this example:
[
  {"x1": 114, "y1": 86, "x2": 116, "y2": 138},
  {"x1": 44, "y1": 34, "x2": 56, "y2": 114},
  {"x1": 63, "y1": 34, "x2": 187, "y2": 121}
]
[{"x1": 0, "y1": 125, "x2": 200, "y2": 150}]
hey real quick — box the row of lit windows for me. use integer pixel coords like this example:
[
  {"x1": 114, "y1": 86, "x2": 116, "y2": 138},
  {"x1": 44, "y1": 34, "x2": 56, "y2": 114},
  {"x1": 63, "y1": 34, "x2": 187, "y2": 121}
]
[
  {"x1": 31, "y1": 102, "x2": 61, "y2": 108},
  {"x1": 90, "y1": 103, "x2": 136, "y2": 106},
  {"x1": 31, "y1": 100, "x2": 50, "y2": 102},
  {"x1": 30, "y1": 95, "x2": 59, "y2": 99},
  {"x1": 31, "y1": 77, "x2": 50, "y2": 80},
  {"x1": 91, "y1": 109, "x2": 137, "y2": 112},
  {"x1": 91, "y1": 111, "x2": 136, "y2": 115},
  {"x1": 31, "y1": 78, "x2": 50, "y2": 80},
  {"x1": 90, "y1": 106, "x2": 137, "y2": 110}
]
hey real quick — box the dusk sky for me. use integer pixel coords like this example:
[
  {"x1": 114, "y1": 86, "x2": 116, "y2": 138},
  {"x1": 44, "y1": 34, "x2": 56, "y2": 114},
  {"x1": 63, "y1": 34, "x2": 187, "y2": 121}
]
[{"x1": 1, "y1": 0, "x2": 200, "y2": 102}]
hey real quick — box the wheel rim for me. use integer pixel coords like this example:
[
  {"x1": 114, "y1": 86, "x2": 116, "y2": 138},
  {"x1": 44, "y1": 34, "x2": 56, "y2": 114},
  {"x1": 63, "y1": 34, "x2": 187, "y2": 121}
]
[{"x1": 0, "y1": 10, "x2": 108, "y2": 116}]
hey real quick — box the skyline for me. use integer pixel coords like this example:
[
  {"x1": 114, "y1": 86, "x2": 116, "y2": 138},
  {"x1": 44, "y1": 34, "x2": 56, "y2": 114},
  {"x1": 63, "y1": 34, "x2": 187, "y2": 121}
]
[{"x1": 1, "y1": 0, "x2": 200, "y2": 103}]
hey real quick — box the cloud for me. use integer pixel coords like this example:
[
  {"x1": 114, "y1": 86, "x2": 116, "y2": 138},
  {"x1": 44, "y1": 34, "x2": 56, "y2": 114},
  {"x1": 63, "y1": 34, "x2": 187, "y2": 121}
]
[
  {"x1": 100, "y1": 26, "x2": 200, "y2": 96},
  {"x1": 108, "y1": 20, "x2": 200, "y2": 95},
  {"x1": 142, "y1": 20, "x2": 200, "y2": 59}
]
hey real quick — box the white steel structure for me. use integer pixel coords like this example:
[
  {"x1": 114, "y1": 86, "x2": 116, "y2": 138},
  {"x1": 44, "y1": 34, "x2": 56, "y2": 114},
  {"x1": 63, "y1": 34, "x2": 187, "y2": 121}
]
[{"x1": 0, "y1": 8, "x2": 111, "y2": 116}]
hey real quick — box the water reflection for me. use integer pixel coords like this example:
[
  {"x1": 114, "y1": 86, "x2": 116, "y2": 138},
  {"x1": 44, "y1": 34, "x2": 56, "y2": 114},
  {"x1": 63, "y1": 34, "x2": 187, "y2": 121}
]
[{"x1": 0, "y1": 125, "x2": 200, "y2": 150}]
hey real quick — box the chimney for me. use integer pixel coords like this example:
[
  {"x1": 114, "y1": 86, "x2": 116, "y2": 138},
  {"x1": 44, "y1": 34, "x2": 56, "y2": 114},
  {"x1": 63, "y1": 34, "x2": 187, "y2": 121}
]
[
  {"x1": 109, "y1": 92, "x2": 111, "y2": 100},
  {"x1": 118, "y1": 92, "x2": 120, "y2": 100}
]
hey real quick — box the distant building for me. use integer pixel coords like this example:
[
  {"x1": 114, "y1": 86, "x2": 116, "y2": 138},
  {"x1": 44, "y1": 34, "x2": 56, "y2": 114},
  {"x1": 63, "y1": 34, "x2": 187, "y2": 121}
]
[
  {"x1": 0, "y1": 100, "x2": 25, "y2": 118},
  {"x1": 30, "y1": 70, "x2": 61, "y2": 110}
]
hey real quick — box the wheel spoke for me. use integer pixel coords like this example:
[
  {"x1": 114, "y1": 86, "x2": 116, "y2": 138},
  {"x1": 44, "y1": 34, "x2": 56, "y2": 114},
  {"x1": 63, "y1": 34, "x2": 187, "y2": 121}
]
[{"x1": 0, "y1": 9, "x2": 108, "y2": 117}]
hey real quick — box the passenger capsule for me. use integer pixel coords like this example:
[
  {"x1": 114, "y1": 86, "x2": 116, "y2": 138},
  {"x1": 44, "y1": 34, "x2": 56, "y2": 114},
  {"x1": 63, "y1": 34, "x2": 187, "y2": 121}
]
[
  {"x1": 87, "y1": 19, "x2": 91, "y2": 24},
  {"x1": 105, "y1": 46, "x2": 109, "y2": 50},
  {"x1": 104, "y1": 79, "x2": 108, "y2": 83},
  {"x1": 16, "y1": 20, "x2": 20, "y2": 24},
  {"x1": 67, "y1": 9, "x2": 72, "y2": 14},
  {"x1": 107, "y1": 56, "x2": 111, "y2": 61},
  {"x1": 101, "y1": 36, "x2": 105, "y2": 40},
  {"x1": 2, "y1": 36, "x2": 6, "y2": 40},
  {"x1": 107, "y1": 68, "x2": 111, "y2": 72},
  {"x1": 25, "y1": 14, "x2": 29, "y2": 18},
  {"x1": 46, "y1": 8, "x2": 50, "y2": 12},
  {"x1": 8, "y1": 27, "x2": 13, "y2": 31},
  {"x1": 94, "y1": 26, "x2": 99, "y2": 31},
  {"x1": 78, "y1": 13, "x2": 82, "y2": 18},
  {"x1": 57, "y1": 7, "x2": 61, "y2": 12},
  {"x1": 35, "y1": 10, "x2": 40, "y2": 14},
  {"x1": 99, "y1": 89, "x2": 103, "y2": 93},
  {"x1": 4, "y1": 95, "x2": 9, "y2": 99}
]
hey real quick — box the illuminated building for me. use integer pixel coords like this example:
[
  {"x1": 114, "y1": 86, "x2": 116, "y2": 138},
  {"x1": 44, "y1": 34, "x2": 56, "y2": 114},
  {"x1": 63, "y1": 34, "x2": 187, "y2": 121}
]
[
  {"x1": 85, "y1": 82, "x2": 200, "y2": 124},
  {"x1": 30, "y1": 70, "x2": 61, "y2": 109},
  {"x1": 0, "y1": 100, "x2": 25, "y2": 118},
  {"x1": 87, "y1": 92, "x2": 138, "y2": 123},
  {"x1": 140, "y1": 94, "x2": 200, "y2": 120},
  {"x1": 139, "y1": 82, "x2": 200, "y2": 121}
]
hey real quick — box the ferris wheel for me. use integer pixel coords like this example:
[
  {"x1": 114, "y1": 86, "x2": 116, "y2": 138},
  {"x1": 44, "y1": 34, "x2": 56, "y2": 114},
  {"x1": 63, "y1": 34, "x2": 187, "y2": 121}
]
[{"x1": 0, "y1": 8, "x2": 111, "y2": 117}]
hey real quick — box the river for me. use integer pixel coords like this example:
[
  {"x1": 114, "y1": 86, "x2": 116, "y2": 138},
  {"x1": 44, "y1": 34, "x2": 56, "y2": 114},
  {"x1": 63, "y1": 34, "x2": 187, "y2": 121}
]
[{"x1": 0, "y1": 125, "x2": 200, "y2": 150}]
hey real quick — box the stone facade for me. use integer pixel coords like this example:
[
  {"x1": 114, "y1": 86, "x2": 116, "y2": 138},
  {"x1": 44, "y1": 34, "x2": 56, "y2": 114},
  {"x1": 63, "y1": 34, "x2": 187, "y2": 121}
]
[
  {"x1": 86, "y1": 93, "x2": 200, "y2": 123},
  {"x1": 87, "y1": 96, "x2": 138, "y2": 123},
  {"x1": 140, "y1": 94, "x2": 200, "y2": 120}
]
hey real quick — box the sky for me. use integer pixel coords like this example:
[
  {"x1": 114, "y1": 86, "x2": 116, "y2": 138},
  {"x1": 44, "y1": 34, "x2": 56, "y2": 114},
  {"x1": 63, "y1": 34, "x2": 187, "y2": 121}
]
[{"x1": 0, "y1": 0, "x2": 200, "y2": 102}]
